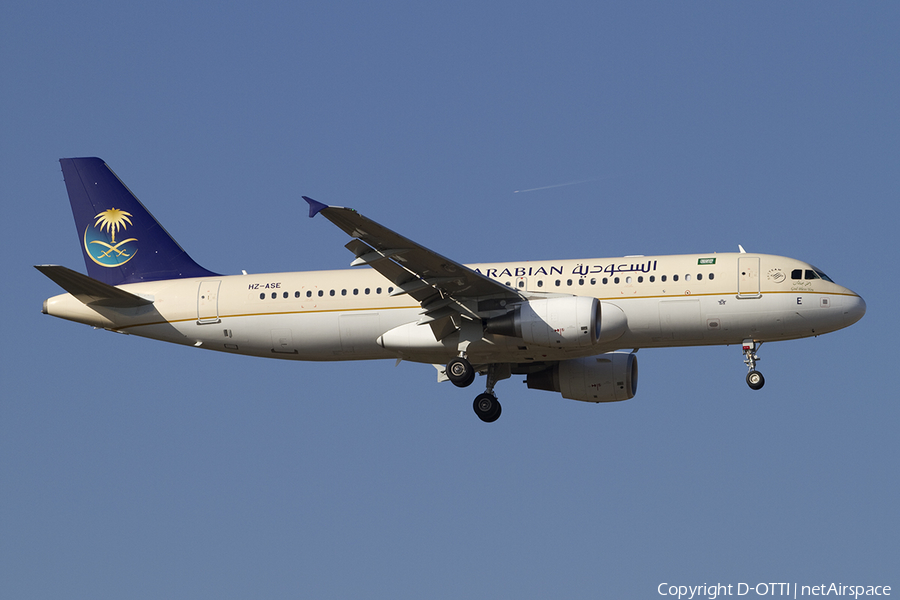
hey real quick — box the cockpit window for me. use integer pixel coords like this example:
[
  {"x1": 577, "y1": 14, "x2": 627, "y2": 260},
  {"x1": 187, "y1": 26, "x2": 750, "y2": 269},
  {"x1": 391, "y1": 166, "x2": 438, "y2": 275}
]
[
  {"x1": 792, "y1": 267, "x2": 833, "y2": 282},
  {"x1": 812, "y1": 267, "x2": 834, "y2": 283}
]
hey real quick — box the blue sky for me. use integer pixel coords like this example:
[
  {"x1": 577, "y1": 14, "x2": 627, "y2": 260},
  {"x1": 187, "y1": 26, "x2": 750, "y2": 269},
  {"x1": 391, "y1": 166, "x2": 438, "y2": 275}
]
[{"x1": 2, "y1": 2, "x2": 897, "y2": 598}]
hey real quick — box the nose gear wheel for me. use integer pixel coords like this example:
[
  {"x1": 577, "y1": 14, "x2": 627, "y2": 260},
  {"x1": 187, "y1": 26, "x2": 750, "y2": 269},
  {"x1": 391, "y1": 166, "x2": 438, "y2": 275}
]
[
  {"x1": 742, "y1": 340, "x2": 765, "y2": 390},
  {"x1": 746, "y1": 370, "x2": 765, "y2": 390}
]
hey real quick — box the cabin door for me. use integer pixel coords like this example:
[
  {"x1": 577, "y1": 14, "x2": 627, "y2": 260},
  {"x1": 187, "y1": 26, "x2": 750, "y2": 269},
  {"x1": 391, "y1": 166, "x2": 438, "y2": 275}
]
[
  {"x1": 737, "y1": 257, "x2": 761, "y2": 299},
  {"x1": 197, "y1": 280, "x2": 221, "y2": 324}
]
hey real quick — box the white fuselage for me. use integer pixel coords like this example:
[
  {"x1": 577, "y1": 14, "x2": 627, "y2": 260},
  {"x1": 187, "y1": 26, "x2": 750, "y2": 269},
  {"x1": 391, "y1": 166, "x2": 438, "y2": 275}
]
[{"x1": 43, "y1": 252, "x2": 866, "y2": 365}]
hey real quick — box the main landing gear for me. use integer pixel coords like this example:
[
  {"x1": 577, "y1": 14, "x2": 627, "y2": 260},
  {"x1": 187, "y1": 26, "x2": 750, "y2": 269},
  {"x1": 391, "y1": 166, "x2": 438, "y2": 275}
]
[
  {"x1": 473, "y1": 393, "x2": 501, "y2": 423},
  {"x1": 446, "y1": 357, "x2": 507, "y2": 423},
  {"x1": 742, "y1": 339, "x2": 765, "y2": 390},
  {"x1": 446, "y1": 357, "x2": 475, "y2": 388}
]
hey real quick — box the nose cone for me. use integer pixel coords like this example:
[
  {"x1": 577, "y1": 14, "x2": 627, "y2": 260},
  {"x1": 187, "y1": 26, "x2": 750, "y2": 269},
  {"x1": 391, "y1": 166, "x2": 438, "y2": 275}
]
[{"x1": 843, "y1": 293, "x2": 866, "y2": 327}]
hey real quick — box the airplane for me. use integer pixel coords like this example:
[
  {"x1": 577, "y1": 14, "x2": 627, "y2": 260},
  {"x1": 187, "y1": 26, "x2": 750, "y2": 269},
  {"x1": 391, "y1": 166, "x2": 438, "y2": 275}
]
[{"x1": 37, "y1": 157, "x2": 867, "y2": 422}]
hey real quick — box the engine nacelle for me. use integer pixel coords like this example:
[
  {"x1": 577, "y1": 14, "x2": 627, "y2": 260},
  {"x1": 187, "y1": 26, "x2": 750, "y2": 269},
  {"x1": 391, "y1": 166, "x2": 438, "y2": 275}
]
[
  {"x1": 485, "y1": 298, "x2": 627, "y2": 349},
  {"x1": 526, "y1": 353, "x2": 638, "y2": 403}
]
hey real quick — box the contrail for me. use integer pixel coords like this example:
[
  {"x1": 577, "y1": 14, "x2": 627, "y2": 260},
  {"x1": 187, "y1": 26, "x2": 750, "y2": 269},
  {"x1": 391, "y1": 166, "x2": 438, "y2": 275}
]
[{"x1": 513, "y1": 177, "x2": 600, "y2": 194}]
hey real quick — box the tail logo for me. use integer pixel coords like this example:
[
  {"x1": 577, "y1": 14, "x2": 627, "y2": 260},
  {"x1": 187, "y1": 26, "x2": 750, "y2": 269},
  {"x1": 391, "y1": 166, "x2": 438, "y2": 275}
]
[{"x1": 83, "y1": 208, "x2": 139, "y2": 267}]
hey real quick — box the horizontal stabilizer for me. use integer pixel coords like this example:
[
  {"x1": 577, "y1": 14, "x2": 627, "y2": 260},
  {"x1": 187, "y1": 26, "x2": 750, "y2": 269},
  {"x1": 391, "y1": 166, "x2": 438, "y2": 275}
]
[{"x1": 35, "y1": 265, "x2": 153, "y2": 307}]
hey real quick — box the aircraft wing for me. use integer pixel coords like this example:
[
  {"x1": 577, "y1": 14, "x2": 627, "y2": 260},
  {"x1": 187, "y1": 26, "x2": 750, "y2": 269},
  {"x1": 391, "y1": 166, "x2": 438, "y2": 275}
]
[{"x1": 303, "y1": 197, "x2": 522, "y2": 320}]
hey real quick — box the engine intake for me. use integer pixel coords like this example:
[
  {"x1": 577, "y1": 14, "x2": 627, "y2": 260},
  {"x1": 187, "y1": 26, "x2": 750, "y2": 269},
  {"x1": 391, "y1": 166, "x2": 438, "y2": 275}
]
[{"x1": 526, "y1": 353, "x2": 638, "y2": 403}]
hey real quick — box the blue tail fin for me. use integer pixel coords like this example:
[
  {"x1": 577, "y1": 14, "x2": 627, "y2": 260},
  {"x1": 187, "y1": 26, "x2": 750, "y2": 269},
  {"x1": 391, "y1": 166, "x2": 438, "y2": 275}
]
[{"x1": 60, "y1": 157, "x2": 218, "y2": 285}]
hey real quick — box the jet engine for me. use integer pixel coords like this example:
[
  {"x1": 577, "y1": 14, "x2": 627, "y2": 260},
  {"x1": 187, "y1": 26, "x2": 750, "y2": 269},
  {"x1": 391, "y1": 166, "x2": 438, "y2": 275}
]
[
  {"x1": 485, "y1": 297, "x2": 627, "y2": 349},
  {"x1": 526, "y1": 353, "x2": 638, "y2": 402}
]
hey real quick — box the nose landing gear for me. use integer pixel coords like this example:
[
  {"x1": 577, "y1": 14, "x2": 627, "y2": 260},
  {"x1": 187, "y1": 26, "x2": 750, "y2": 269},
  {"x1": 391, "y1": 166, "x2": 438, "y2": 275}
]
[{"x1": 742, "y1": 339, "x2": 765, "y2": 390}]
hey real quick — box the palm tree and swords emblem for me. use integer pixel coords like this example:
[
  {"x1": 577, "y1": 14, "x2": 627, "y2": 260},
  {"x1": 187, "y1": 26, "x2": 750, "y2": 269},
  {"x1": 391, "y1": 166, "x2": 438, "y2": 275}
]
[{"x1": 84, "y1": 208, "x2": 139, "y2": 266}]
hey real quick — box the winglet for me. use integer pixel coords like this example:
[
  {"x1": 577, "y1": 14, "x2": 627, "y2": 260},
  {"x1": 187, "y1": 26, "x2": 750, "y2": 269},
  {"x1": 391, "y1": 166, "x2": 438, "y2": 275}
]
[{"x1": 303, "y1": 196, "x2": 329, "y2": 218}]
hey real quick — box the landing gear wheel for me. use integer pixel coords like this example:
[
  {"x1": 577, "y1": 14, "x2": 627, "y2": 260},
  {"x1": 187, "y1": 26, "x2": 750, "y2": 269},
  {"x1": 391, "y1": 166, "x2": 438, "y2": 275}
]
[
  {"x1": 473, "y1": 393, "x2": 502, "y2": 423},
  {"x1": 746, "y1": 370, "x2": 765, "y2": 390},
  {"x1": 447, "y1": 357, "x2": 475, "y2": 388}
]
